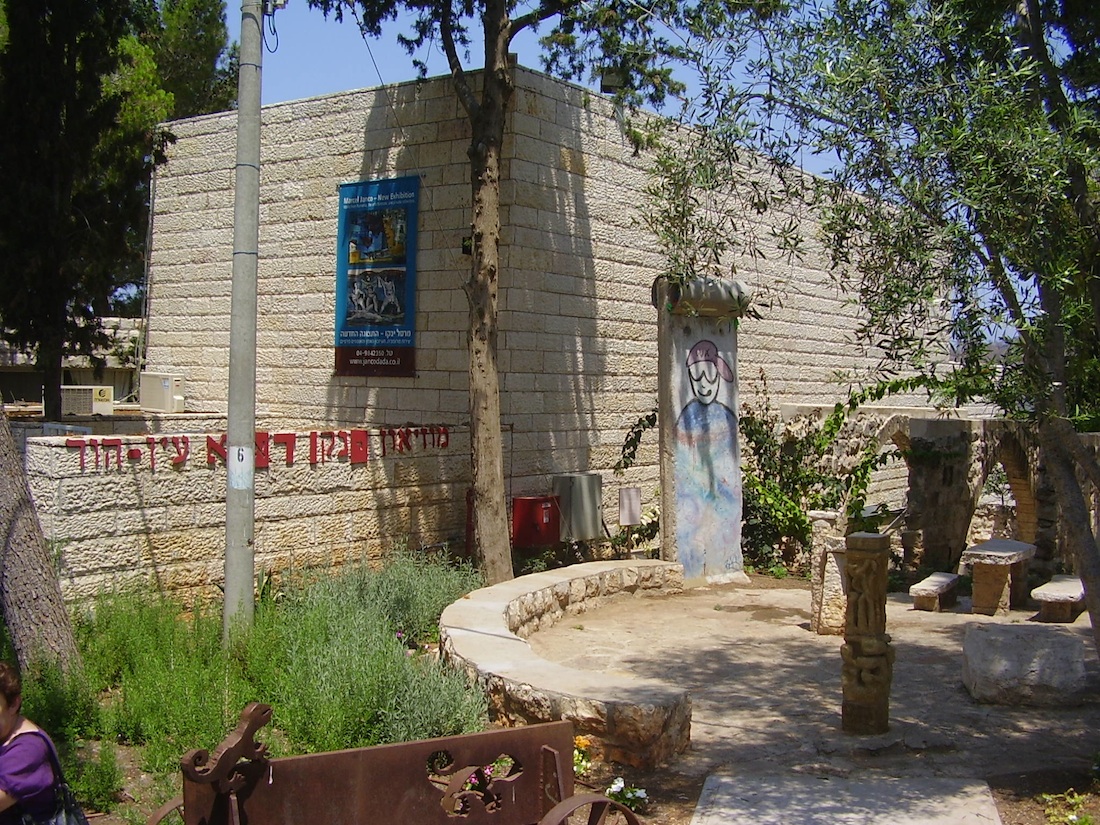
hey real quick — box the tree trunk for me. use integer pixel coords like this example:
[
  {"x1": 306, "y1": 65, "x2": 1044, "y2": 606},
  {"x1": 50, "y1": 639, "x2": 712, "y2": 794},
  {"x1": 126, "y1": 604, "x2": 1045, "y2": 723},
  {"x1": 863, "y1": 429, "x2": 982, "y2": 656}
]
[
  {"x1": 38, "y1": 329, "x2": 64, "y2": 422},
  {"x1": 0, "y1": 414, "x2": 81, "y2": 672},
  {"x1": 462, "y1": 43, "x2": 514, "y2": 586},
  {"x1": 1037, "y1": 417, "x2": 1100, "y2": 658}
]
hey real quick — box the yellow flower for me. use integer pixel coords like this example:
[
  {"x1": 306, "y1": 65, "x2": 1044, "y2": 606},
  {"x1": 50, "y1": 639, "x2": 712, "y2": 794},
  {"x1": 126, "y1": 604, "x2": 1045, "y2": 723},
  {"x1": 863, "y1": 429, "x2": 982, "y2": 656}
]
[{"x1": 574, "y1": 735, "x2": 591, "y2": 751}]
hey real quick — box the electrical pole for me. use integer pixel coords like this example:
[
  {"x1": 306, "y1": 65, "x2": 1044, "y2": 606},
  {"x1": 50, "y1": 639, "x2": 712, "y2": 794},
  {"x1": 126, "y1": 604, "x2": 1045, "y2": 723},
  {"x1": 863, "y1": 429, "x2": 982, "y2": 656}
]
[{"x1": 224, "y1": 0, "x2": 264, "y2": 640}]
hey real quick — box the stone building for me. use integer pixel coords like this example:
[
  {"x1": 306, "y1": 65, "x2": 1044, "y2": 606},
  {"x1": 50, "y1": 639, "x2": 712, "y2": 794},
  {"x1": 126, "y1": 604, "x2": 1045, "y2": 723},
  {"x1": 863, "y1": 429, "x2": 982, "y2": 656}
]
[{"x1": 19, "y1": 65, "x2": 930, "y2": 600}]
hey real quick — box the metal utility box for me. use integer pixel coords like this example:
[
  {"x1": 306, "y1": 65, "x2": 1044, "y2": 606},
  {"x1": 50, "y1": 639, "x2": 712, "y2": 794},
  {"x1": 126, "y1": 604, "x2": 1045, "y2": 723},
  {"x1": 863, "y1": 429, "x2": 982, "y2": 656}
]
[
  {"x1": 552, "y1": 472, "x2": 603, "y2": 542},
  {"x1": 140, "y1": 372, "x2": 186, "y2": 413},
  {"x1": 511, "y1": 496, "x2": 559, "y2": 549}
]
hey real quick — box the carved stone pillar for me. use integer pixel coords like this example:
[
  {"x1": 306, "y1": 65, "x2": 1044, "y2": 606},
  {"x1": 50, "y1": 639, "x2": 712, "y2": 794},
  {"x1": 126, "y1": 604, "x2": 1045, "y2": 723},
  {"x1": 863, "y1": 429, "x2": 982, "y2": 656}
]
[{"x1": 841, "y1": 532, "x2": 894, "y2": 735}]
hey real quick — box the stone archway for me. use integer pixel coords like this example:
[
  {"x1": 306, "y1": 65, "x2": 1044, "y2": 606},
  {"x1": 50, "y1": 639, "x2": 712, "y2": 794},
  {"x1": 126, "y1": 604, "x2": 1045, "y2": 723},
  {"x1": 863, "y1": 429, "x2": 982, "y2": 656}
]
[
  {"x1": 992, "y1": 434, "x2": 1037, "y2": 543},
  {"x1": 898, "y1": 418, "x2": 989, "y2": 572},
  {"x1": 984, "y1": 424, "x2": 1059, "y2": 568},
  {"x1": 895, "y1": 418, "x2": 1058, "y2": 574}
]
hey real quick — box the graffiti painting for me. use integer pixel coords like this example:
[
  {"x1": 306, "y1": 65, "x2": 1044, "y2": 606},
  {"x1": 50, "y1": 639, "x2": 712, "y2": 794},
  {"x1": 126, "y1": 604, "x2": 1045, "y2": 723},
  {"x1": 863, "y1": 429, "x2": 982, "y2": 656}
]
[{"x1": 673, "y1": 337, "x2": 743, "y2": 580}]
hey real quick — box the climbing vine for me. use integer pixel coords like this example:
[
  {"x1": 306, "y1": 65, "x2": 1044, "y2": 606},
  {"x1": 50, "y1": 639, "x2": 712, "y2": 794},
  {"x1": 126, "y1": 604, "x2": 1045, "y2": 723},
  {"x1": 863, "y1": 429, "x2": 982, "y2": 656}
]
[{"x1": 614, "y1": 373, "x2": 939, "y2": 571}]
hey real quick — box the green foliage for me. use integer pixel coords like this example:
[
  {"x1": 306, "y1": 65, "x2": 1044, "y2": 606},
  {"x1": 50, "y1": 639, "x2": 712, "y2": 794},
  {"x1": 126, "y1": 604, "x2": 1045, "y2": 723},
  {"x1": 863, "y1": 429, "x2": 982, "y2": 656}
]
[
  {"x1": 739, "y1": 372, "x2": 916, "y2": 568},
  {"x1": 238, "y1": 561, "x2": 487, "y2": 754},
  {"x1": 357, "y1": 551, "x2": 482, "y2": 643},
  {"x1": 61, "y1": 556, "x2": 487, "y2": 776},
  {"x1": 0, "y1": 0, "x2": 153, "y2": 416},
  {"x1": 0, "y1": 0, "x2": 234, "y2": 417},
  {"x1": 778, "y1": 0, "x2": 1100, "y2": 437},
  {"x1": 68, "y1": 740, "x2": 123, "y2": 814},
  {"x1": 107, "y1": 36, "x2": 174, "y2": 134},
  {"x1": 1040, "y1": 789, "x2": 1095, "y2": 825},
  {"x1": 738, "y1": 375, "x2": 845, "y2": 569},
  {"x1": 150, "y1": 0, "x2": 238, "y2": 118},
  {"x1": 77, "y1": 592, "x2": 245, "y2": 774},
  {"x1": 20, "y1": 660, "x2": 100, "y2": 744},
  {"x1": 614, "y1": 407, "x2": 657, "y2": 476}
]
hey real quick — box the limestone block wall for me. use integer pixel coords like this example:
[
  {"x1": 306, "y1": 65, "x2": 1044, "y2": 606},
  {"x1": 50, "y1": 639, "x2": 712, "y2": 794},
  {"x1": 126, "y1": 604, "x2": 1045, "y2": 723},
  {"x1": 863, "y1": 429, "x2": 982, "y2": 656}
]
[
  {"x1": 24, "y1": 422, "x2": 472, "y2": 601},
  {"x1": 141, "y1": 64, "x2": 923, "y2": 561}
]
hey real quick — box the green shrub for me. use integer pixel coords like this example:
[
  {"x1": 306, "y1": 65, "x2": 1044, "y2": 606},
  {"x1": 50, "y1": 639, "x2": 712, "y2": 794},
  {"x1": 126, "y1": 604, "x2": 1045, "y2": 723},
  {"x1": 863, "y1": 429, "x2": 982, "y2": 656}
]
[
  {"x1": 361, "y1": 552, "x2": 482, "y2": 644},
  {"x1": 73, "y1": 591, "x2": 191, "y2": 693},
  {"x1": 20, "y1": 659, "x2": 100, "y2": 743},
  {"x1": 243, "y1": 560, "x2": 486, "y2": 754},
  {"x1": 78, "y1": 595, "x2": 251, "y2": 772},
  {"x1": 68, "y1": 740, "x2": 122, "y2": 814},
  {"x1": 29, "y1": 552, "x2": 486, "y2": 782}
]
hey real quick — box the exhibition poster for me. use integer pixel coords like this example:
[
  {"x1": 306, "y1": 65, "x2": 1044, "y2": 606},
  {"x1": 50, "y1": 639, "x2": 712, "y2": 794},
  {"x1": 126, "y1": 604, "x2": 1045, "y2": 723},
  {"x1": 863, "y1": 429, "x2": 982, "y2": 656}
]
[{"x1": 334, "y1": 175, "x2": 418, "y2": 377}]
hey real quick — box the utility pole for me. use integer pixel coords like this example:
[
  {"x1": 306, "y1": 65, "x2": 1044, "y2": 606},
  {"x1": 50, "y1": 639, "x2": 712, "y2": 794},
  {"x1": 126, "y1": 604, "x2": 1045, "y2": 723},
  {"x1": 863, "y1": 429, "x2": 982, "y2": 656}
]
[{"x1": 224, "y1": 0, "x2": 264, "y2": 640}]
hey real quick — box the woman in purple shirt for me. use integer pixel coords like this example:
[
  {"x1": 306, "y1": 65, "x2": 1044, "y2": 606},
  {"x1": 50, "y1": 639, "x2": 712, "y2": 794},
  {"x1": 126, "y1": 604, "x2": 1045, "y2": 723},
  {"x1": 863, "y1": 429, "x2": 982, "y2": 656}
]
[{"x1": 0, "y1": 663, "x2": 59, "y2": 825}]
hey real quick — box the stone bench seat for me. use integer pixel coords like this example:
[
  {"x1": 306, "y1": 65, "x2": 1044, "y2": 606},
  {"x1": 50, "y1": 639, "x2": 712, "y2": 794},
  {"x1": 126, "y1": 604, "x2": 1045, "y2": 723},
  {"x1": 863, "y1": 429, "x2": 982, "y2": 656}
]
[
  {"x1": 1031, "y1": 575, "x2": 1085, "y2": 623},
  {"x1": 439, "y1": 560, "x2": 691, "y2": 770},
  {"x1": 909, "y1": 572, "x2": 960, "y2": 612}
]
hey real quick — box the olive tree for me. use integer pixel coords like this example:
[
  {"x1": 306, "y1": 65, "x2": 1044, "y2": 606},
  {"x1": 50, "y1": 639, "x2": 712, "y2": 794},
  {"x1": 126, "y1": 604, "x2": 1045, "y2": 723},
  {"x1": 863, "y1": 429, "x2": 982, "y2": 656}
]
[{"x1": 651, "y1": 0, "x2": 1100, "y2": 652}]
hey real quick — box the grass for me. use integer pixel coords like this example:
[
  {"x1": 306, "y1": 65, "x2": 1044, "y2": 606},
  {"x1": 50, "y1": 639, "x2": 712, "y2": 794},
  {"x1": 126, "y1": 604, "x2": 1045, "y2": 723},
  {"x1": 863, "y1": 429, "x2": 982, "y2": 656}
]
[{"x1": 16, "y1": 552, "x2": 488, "y2": 810}]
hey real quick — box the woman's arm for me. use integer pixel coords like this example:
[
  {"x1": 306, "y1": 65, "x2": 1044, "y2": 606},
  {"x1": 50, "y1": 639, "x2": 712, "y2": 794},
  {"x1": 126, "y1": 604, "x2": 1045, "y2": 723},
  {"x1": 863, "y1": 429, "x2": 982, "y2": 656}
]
[{"x1": 0, "y1": 786, "x2": 19, "y2": 813}]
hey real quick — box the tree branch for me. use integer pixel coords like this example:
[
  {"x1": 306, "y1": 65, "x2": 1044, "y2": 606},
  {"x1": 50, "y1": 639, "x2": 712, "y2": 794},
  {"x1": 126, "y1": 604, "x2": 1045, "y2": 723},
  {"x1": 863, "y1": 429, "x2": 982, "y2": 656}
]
[
  {"x1": 1018, "y1": 0, "x2": 1100, "y2": 339},
  {"x1": 510, "y1": 0, "x2": 570, "y2": 39},
  {"x1": 438, "y1": 0, "x2": 479, "y2": 119}
]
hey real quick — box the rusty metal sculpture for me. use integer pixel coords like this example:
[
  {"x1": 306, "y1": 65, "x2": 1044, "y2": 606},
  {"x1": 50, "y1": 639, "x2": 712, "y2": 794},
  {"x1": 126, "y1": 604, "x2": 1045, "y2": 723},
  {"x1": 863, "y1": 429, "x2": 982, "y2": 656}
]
[
  {"x1": 538, "y1": 794, "x2": 643, "y2": 825},
  {"x1": 147, "y1": 705, "x2": 615, "y2": 825},
  {"x1": 181, "y1": 702, "x2": 272, "y2": 793}
]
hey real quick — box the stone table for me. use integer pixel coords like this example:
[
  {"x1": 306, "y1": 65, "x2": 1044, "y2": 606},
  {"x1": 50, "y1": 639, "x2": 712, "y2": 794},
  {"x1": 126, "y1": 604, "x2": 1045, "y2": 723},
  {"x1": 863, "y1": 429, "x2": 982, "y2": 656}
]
[{"x1": 960, "y1": 538, "x2": 1036, "y2": 616}]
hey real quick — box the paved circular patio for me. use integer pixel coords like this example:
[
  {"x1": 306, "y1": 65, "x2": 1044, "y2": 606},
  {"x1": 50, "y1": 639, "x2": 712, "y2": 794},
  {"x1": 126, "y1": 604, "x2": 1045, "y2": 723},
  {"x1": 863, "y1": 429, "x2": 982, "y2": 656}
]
[{"x1": 527, "y1": 577, "x2": 1100, "y2": 782}]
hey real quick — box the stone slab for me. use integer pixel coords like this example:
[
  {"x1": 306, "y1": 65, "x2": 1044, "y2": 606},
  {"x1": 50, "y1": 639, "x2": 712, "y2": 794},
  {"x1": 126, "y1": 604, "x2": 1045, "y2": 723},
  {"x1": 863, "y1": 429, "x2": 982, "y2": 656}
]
[
  {"x1": 961, "y1": 539, "x2": 1036, "y2": 566},
  {"x1": 910, "y1": 572, "x2": 960, "y2": 611},
  {"x1": 910, "y1": 572, "x2": 960, "y2": 597},
  {"x1": 1032, "y1": 575, "x2": 1084, "y2": 603},
  {"x1": 962, "y1": 622, "x2": 1088, "y2": 705},
  {"x1": 689, "y1": 774, "x2": 1003, "y2": 825}
]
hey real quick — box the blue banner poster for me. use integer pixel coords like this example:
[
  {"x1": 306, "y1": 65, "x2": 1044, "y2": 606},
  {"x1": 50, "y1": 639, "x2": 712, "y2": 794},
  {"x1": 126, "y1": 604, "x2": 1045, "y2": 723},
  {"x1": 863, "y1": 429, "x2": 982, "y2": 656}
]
[{"x1": 334, "y1": 176, "x2": 419, "y2": 377}]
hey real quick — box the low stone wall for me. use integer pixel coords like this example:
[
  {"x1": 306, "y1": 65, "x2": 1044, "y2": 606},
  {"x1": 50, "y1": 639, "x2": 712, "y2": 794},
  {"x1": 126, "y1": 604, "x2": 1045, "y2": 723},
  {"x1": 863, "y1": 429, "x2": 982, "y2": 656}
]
[
  {"x1": 439, "y1": 560, "x2": 691, "y2": 770},
  {"x1": 20, "y1": 420, "x2": 472, "y2": 601}
]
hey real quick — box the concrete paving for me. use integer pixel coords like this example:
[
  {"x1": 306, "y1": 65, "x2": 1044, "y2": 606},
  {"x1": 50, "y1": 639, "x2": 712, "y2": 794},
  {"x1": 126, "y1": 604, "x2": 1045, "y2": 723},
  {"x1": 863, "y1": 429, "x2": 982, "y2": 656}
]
[
  {"x1": 528, "y1": 579, "x2": 1100, "y2": 824},
  {"x1": 690, "y1": 774, "x2": 1002, "y2": 824}
]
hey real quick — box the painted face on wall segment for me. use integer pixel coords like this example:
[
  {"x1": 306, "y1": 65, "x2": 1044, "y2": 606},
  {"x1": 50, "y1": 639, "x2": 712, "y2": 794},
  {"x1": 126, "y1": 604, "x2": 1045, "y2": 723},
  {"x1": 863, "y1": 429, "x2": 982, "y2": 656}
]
[{"x1": 688, "y1": 361, "x2": 720, "y2": 405}]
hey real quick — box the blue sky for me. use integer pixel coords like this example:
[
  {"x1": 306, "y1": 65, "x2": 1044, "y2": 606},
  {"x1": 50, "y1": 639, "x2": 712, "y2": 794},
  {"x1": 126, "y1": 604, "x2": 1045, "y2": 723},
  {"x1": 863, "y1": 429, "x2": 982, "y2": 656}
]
[{"x1": 226, "y1": 3, "x2": 547, "y2": 106}]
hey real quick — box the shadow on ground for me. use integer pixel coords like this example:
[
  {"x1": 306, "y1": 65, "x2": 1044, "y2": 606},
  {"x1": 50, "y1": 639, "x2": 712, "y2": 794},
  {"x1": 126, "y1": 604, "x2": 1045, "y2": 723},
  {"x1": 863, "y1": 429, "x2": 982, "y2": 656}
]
[{"x1": 530, "y1": 579, "x2": 1100, "y2": 784}]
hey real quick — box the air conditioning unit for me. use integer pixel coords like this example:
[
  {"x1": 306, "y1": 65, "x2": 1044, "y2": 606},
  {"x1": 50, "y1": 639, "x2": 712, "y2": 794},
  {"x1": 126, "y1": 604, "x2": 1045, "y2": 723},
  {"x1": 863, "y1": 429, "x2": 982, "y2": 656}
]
[
  {"x1": 60, "y1": 386, "x2": 114, "y2": 416},
  {"x1": 139, "y1": 372, "x2": 186, "y2": 413}
]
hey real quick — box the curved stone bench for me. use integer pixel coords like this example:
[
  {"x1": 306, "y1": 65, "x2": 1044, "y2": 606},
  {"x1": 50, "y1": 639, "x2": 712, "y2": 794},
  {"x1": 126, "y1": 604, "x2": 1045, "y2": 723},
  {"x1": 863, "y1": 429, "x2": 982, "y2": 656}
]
[{"x1": 439, "y1": 560, "x2": 691, "y2": 770}]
